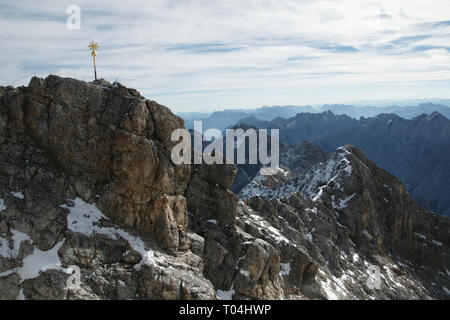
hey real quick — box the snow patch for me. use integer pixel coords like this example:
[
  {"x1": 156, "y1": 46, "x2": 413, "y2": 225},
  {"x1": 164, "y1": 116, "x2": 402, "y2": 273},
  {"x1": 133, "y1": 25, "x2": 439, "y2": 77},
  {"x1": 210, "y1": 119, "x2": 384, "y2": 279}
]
[
  {"x1": 245, "y1": 210, "x2": 291, "y2": 244},
  {"x1": 18, "y1": 240, "x2": 65, "y2": 281},
  {"x1": 414, "y1": 233, "x2": 426, "y2": 240},
  {"x1": 349, "y1": 239, "x2": 356, "y2": 247},
  {"x1": 0, "y1": 198, "x2": 5, "y2": 212},
  {"x1": 280, "y1": 263, "x2": 291, "y2": 276},
  {"x1": 0, "y1": 229, "x2": 65, "y2": 283},
  {"x1": 432, "y1": 240, "x2": 443, "y2": 246},
  {"x1": 320, "y1": 279, "x2": 339, "y2": 300},
  {"x1": 60, "y1": 197, "x2": 157, "y2": 269},
  {"x1": 443, "y1": 287, "x2": 450, "y2": 296},
  {"x1": 298, "y1": 147, "x2": 353, "y2": 202},
  {"x1": 332, "y1": 193, "x2": 356, "y2": 210},
  {"x1": 217, "y1": 284, "x2": 235, "y2": 300},
  {"x1": 306, "y1": 207, "x2": 318, "y2": 215},
  {"x1": 239, "y1": 269, "x2": 250, "y2": 277},
  {"x1": 239, "y1": 179, "x2": 298, "y2": 200},
  {"x1": 319, "y1": 268, "x2": 351, "y2": 300},
  {"x1": 16, "y1": 289, "x2": 25, "y2": 300},
  {"x1": 11, "y1": 191, "x2": 24, "y2": 199},
  {"x1": 0, "y1": 269, "x2": 16, "y2": 278},
  {"x1": 0, "y1": 229, "x2": 32, "y2": 259}
]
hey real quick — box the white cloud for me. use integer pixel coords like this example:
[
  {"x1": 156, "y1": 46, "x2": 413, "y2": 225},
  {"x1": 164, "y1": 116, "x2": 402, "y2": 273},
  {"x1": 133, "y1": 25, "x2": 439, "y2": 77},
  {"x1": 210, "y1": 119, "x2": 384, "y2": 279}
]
[{"x1": 1, "y1": 0, "x2": 449, "y2": 111}]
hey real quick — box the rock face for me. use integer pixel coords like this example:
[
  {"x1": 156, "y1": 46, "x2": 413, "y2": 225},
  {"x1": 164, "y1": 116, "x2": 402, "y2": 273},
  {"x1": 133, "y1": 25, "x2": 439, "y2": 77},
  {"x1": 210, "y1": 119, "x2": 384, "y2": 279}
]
[
  {"x1": 239, "y1": 111, "x2": 450, "y2": 217},
  {"x1": 0, "y1": 76, "x2": 449, "y2": 300},
  {"x1": 238, "y1": 144, "x2": 449, "y2": 299},
  {"x1": 2, "y1": 76, "x2": 190, "y2": 254},
  {"x1": 0, "y1": 76, "x2": 213, "y2": 299},
  {"x1": 233, "y1": 139, "x2": 330, "y2": 195},
  {"x1": 186, "y1": 161, "x2": 285, "y2": 299}
]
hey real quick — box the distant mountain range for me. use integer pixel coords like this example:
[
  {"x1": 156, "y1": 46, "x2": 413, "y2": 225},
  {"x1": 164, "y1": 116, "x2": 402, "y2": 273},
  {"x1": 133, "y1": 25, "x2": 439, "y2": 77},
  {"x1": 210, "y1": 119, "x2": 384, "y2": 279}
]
[
  {"x1": 237, "y1": 111, "x2": 450, "y2": 217},
  {"x1": 342, "y1": 98, "x2": 450, "y2": 108},
  {"x1": 179, "y1": 105, "x2": 316, "y2": 131},
  {"x1": 178, "y1": 102, "x2": 450, "y2": 132}
]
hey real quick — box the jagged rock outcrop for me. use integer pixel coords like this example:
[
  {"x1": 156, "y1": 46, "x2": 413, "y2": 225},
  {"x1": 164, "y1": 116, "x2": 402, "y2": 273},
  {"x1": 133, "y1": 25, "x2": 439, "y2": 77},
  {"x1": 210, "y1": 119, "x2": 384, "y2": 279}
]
[
  {"x1": 232, "y1": 140, "x2": 329, "y2": 195},
  {"x1": 2, "y1": 76, "x2": 190, "y2": 254},
  {"x1": 280, "y1": 140, "x2": 330, "y2": 175},
  {"x1": 238, "y1": 144, "x2": 449, "y2": 299},
  {"x1": 186, "y1": 161, "x2": 285, "y2": 299},
  {"x1": 239, "y1": 111, "x2": 450, "y2": 217},
  {"x1": 0, "y1": 76, "x2": 449, "y2": 300},
  {"x1": 0, "y1": 76, "x2": 214, "y2": 299}
]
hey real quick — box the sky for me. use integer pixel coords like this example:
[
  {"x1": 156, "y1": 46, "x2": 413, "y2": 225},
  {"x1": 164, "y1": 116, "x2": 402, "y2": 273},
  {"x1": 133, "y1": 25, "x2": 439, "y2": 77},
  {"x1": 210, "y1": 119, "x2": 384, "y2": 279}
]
[{"x1": 1, "y1": 0, "x2": 449, "y2": 112}]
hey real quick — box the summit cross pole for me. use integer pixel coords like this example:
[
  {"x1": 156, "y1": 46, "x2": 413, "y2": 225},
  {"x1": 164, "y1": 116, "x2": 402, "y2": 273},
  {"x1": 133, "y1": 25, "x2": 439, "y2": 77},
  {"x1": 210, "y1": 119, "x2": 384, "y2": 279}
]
[{"x1": 88, "y1": 41, "x2": 99, "y2": 81}]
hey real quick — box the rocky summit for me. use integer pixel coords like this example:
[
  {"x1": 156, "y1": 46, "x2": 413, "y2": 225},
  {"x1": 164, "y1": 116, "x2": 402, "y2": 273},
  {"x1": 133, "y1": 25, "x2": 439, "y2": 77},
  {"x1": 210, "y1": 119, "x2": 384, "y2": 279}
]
[{"x1": 0, "y1": 76, "x2": 448, "y2": 300}]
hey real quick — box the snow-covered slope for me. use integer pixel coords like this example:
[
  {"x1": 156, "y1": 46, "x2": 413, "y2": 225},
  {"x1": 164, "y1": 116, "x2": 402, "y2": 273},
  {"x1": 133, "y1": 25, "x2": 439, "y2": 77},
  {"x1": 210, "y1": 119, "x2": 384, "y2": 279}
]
[
  {"x1": 237, "y1": 144, "x2": 450, "y2": 299},
  {"x1": 239, "y1": 145, "x2": 354, "y2": 204}
]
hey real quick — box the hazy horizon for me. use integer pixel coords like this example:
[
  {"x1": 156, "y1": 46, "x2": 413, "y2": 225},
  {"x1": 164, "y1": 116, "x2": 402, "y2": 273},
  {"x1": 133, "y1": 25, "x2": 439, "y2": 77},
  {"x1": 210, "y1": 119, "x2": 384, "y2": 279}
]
[{"x1": 176, "y1": 97, "x2": 450, "y2": 114}]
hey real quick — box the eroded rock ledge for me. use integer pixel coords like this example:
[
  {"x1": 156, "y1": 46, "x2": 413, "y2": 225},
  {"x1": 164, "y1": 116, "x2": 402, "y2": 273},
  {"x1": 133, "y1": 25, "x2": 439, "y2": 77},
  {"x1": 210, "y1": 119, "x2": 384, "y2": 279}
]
[
  {"x1": 0, "y1": 76, "x2": 212, "y2": 299},
  {"x1": 2, "y1": 76, "x2": 190, "y2": 254}
]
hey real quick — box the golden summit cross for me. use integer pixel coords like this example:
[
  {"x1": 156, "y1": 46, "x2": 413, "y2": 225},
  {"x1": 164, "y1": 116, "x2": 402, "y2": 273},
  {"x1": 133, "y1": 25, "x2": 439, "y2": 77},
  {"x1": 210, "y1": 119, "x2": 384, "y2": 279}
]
[{"x1": 88, "y1": 41, "x2": 99, "y2": 80}]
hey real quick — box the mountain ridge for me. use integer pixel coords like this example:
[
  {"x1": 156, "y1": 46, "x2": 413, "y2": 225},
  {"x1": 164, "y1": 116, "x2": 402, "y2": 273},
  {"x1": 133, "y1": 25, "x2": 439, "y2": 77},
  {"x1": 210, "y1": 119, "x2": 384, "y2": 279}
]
[
  {"x1": 238, "y1": 110, "x2": 450, "y2": 217},
  {"x1": 179, "y1": 103, "x2": 450, "y2": 132},
  {"x1": 0, "y1": 76, "x2": 448, "y2": 300}
]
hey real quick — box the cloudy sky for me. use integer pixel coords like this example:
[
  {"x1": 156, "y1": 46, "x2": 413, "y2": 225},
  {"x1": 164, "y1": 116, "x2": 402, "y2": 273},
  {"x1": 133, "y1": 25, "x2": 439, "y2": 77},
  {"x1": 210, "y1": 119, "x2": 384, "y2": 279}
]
[{"x1": 1, "y1": 0, "x2": 449, "y2": 112}]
